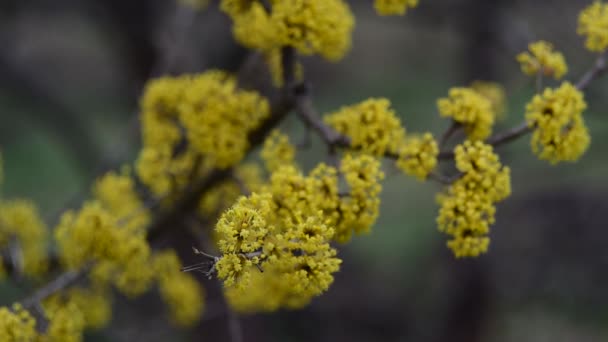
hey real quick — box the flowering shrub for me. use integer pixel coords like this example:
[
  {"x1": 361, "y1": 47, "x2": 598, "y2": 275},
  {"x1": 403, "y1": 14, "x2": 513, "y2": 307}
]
[{"x1": 0, "y1": 0, "x2": 605, "y2": 340}]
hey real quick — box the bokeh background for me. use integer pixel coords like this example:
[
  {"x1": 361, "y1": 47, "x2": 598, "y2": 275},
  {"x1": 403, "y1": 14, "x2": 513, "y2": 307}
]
[{"x1": 1, "y1": 0, "x2": 608, "y2": 341}]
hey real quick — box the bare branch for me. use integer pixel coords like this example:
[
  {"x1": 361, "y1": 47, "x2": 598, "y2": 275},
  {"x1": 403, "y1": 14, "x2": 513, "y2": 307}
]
[
  {"x1": 21, "y1": 268, "x2": 87, "y2": 310},
  {"x1": 576, "y1": 52, "x2": 608, "y2": 90}
]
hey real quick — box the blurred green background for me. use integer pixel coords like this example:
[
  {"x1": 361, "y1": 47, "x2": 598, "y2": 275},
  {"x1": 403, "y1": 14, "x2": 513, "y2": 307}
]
[{"x1": 1, "y1": 0, "x2": 608, "y2": 341}]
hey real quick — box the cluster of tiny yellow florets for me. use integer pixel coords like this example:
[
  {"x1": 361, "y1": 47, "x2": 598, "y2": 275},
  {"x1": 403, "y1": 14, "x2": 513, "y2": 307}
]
[
  {"x1": 136, "y1": 71, "x2": 269, "y2": 197},
  {"x1": 43, "y1": 286, "x2": 112, "y2": 333},
  {"x1": 517, "y1": 41, "x2": 568, "y2": 79},
  {"x1": 396, "y1": 133, "x2": 439, "y2": 181},
  {"x1": 93, "y1": 168, "x2": 150, "y2": 232},
  {"x1": 438, "y1": 87, "x2": 495, "y2": 141},
  {"x1": 55, "y1": 202, "x2": 154, "y2": 297},
  {"x1": 437, "y1": 141, "x2": 511, "y2": 258},
  {"x1": 0, "y1": 200, "x2": 48, "y2": 278},
  {"x1": 337, "y1": 154, "x2": 384, "y2": 242},
  {"x1": 221, "y1": 0, "x2": 355, "y2": 61},
  {"x1": 0, "y1": 304, "x2": 37, "y2": 341},
  {"x1": 215, "y1": 189, "x2": 341, "y2": 311},
  {"x1": 374, "y1": 0, "x2": 419, "y2": 16},
  {"x1": 525, "y1": 82, "x2": 590, "y2": 164},
  {"x1": 41, "y1": 300, "x2": 86, "y2": 342},
  {"x1": 213, "y1": 152, "x2": 383, "y2": 311},
  {"x1": 325, "y1": 98, "x2": 406, "y2": 156},
  {"x1": 470, "y1": 81, "x2": 507, "y2": 120},
  {"x1": 261, "y1": 130, "x2": 297, "y2": 172},
  {"x1": 578, "y1": 1, "x2": 608, "y2": 52},
  {"x1": 153, "y1": 250, "x2": 205, "y2": 326}
]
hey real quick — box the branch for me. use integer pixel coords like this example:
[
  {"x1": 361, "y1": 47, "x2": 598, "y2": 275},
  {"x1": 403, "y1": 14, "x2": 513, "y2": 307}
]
[
  {"x1": 21, "y1": 268, "x2": 87, "y2": 310},
  {"x1": 293, "y1": 86, "x2": 351, "y2": 148},
  {"x1": 576, "y1": 52, "x2": 608, "y2": 90},
  {"x1": 438, "y1": 122, "x2": 532, "y2": 160}
]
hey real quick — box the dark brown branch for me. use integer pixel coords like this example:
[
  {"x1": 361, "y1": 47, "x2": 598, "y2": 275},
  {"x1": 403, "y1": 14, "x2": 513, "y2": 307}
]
[
  {"x1": 439, "y1": 121, "x2": 461, "y2": 149},
  {"x1": 294, "y1": 89, "x2": 351, "y2": 148},
  {"x1": 438, "y1": 122, "x2": 532, "y2": 159},
  {"x1": 576, "y1": 52, "x2": 608, "y2": 90}
]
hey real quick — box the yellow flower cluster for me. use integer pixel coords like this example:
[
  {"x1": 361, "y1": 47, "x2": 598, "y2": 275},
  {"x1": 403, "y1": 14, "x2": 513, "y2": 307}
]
[
  {"x1": 516, "y1": 40, "x2": 568, "y2": 79},
  {"x1": 374, "y1": 0, "x2": 419, "y2": 16},
  {"x1": 525, "y1": 82, "x2": 590, "y2": 164},
  {"x1": 55, "y1": 202, "x2": 154, "y2": 297},
  {"x1": 44, "y1": 286, "x2": 112, "y2": 332},
  {"x1": 214, "y1": 155, "x2": 383, "y2": 311},
  {"x1": 261, "y1": 130, "x2": 296, "y2": 172},
  {"x1": 578, "y1": 1, "x2": 608, "y2": 52},
  {"x1": 221, "y1": 0, "x2": 355, "y2": 61},
  {"x1": 136, "y1": 71, "x2": 270, "y2": 197},
  {"x1": 93, "y1": 168, "x2": 150, "y2": 232},
  {"x1": 220, "y1": 209, "x2": 340, "y2": 312},
  {"x1": 41, "y1": 301, "x2": 86, "y2": 342},
  {"x1": 396, "y1": 133, "x2": 439, "y2": 181},
  {"x1": 437, "y1": 141, "x2": 511, "y2": 258},
  {"x1": 153, "y1": 251, "x2": 205, "y2": 326},
  {"x1": 337, "y1": 154, "x2": 384, "y2": 242},
  {"x1": 470, "y1": 81, "x2": 507, "y2": 120},
  {"x1": 325, "y1": 98, "x2": 406, "y2": 156},
  {"x1": 0, "y1": 304, "x2": 37, "y2": 341},
  {"x1": 437, "y1": 87, "x2": 495, "y2": 141},
  {"x1": 0, "y1": 200, "x2": 48, "y2": 277}
]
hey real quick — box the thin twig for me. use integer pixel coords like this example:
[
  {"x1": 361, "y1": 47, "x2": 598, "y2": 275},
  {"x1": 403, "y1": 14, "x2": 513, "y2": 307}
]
[
  {"x1": 576, "y1": 52, "x2": 608, "y2": 90},
  {"x1": 293, "y1": 89, "x2": 351, "y2": 148},
  {"x1": 21, "y1": 268, "x2": 87, "y2": 310},
  {"x1": 439, "y1": 121, "x2": 461, "y2": 149},
  {"x1": 438, "y1": 121, "x2": 532, "y2": 160}
]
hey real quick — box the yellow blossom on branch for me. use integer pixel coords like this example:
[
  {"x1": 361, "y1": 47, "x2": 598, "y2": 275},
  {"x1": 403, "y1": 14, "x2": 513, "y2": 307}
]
[
  {"x1": 526, "y1": 82, "x2": 590, "y2": 164},
  {"x1": 437, "y1": 87, "x2": 495, "y2": 141},
  {"x1": 221, "y1": 0, "x2": 355, "y2": 61},
  {"x1": 516, "y1": 40, "x2": 568, "y2": 79},
  {"x1": 578, "y1": 1, "x2": 608, "y2": 52},
  {"x1": 396, "y1": 132, "x2": 439, "y2": 181},
  {"x1": 325, "y1": 98, "x2": 406, "y2": 156},
  {"x1": 437, "y1": 141, "x2": 511, "y2": 258},
  {"x1": 470, "y1": 80, "x2": 507, "y2": 120}
]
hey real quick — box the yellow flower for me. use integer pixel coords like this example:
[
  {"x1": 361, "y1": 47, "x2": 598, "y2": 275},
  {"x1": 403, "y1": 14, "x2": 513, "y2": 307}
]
[
  {"x1": 325, "y1": 98, "x2": 406, "y2": 156},
  {"x1": 93, "y1": 168, "x2": 150, "y2": 233},
  {"x1": 470, "y1": 80, "x2": 507, "y2": 120},
  {"x1": 215, "y1": 193, "x2": 273, "y2": 288},
  {"x1": 516, "y1": 40, "x2": 568, "y2": 79},
  {"x1": 0, "y1": 200, "x2": 48, "y2": 277},
  {"x1": 437, "y1": 141, "x2": 511, "y2": 258},
  {"x1": 396, "y1": 133, "x2": 439, "y2": 181},
  {"x1": 437, "y1": 87, "x2": 495, "y2": 141},
  {"x1": 223, "y1": 213, "x2": 340, "y2": 312},
  {"x1": 578, "y1": 1, "x2": 608, "y2": 52},
  {"x1": 261, "y1": 130, "x2": 296, "y2": 172},
  {"x1": 41, "y1": 301, "x2": 85, "y2": 342},
  {"x1": 374, "y1": 0, "x2": 419, "y2": 16},
  {"x1": 136, "y1": 71, "x2": 270, "y2": 198},
  {"x1": 221, "y1": 0, "x2": 355, "y2": 61},
  {"x1": 153, "y1": 251, "x2": 205, "y2": 327},
  {"x1": 526, "y1": 82, "x2": 590, "y2": 164},
  {"x1": 0, "y1": 304, "x2": 38, "y2": 342},
  {"x1": 336, "y1": 154, "x2": 384, "y2": 242}
]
